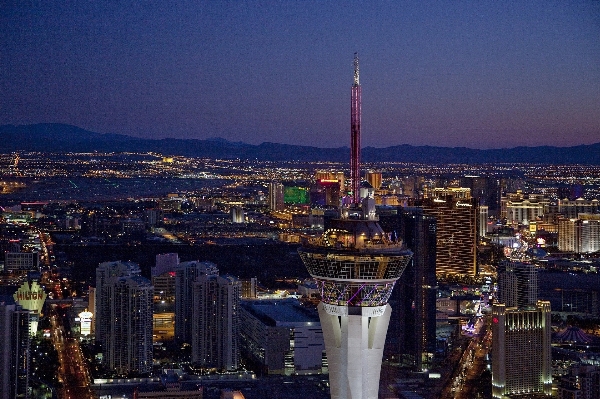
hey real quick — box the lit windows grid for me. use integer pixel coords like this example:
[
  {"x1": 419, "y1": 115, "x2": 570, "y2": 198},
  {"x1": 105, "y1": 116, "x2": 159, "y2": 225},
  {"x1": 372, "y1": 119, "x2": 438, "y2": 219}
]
[
  {"x1": 298, "y1": 251, "x2": 411, "y2": 281},
  {"x1": 315, "y1": 279, "x2": 396, "y2": 307}
]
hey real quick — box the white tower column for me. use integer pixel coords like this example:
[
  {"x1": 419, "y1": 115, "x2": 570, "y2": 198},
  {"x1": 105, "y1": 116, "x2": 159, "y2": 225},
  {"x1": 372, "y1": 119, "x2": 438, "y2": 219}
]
[{"x1": 318, "y1": 303, "x2": 391, "y2": 399}]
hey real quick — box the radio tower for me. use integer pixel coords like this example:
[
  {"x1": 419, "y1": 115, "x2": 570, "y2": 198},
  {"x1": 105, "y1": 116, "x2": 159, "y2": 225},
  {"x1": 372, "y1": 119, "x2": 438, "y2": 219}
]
[{"x1": 350, "y1": 52, "x2": 361, "y2": 204}]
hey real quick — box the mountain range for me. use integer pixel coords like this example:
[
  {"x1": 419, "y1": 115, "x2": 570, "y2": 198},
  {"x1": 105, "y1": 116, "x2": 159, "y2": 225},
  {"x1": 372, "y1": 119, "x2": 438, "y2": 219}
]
[{"x1": 1, "y1": 123, "x2": 599, "y2": 164}]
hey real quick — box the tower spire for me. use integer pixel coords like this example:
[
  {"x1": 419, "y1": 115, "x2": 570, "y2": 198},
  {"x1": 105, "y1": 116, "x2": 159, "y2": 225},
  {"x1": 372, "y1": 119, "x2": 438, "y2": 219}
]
[
  {"x1": 350, "y1": 52, "x2": 362, "y2": 204},
  {"x1": 353, "y1": 52, "x2": 360, "y2": 86}
]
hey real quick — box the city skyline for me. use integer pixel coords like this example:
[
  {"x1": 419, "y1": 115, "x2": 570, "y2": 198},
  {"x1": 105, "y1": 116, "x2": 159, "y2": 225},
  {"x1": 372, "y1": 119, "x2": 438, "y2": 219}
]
[{"x1": 2, "y1": 2, "x2": 599, "y2": 149}]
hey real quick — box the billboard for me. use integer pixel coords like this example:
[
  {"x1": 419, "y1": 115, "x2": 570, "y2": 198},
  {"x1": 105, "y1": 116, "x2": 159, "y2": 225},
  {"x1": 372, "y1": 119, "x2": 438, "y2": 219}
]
[{"x1": 284, "y1": 186, "x2": 309, "y2": 204}]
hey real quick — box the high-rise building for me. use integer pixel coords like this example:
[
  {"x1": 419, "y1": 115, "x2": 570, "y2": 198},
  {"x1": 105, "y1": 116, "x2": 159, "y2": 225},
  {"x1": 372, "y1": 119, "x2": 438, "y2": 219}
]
[
  {"x1": 493, "y1": 255, "x2": 551, "y2": 398},
  {"x1": 379, "y1": 207, "x2": 437, "y2": 371},
  {"x1": 268, "y1": 181, "x2": 285, "y2": 212},
  {"x1": 175, "y1": 261, "x2": 218, "y2": 344},
  {"x1": 497, "y1": 261, "x2": 538, "y2": 309},
  {"x1": 461, "y1": 175, "x2": 501, "y2": 216},
  {"x1": 95, "y1": 261, "x2": 141, "y2": 345},
  {"x1": 0, "y1": 297, "x2": 31, "y2": 399},
  {"x1": 298, "y1": 218, "x2": 412, "y2": 399},
  {"x1": 366, "y1": 171, "x2": 382, "y2": 190},
  {"x1": 313, "y1": 179, "x2": 341, "y2": 208},
  {"x1": 558, "y1": 214, "x2": 600, "y2": 253},
  {"x1": 558, "y1": 198, "x2": 600, "y2": 219},
  {"x1": 479, "y1": 205, "x2": 488, "y2": 238},
  {"x1": 191, "y1": 274, "x2": 241, "y2": 371},
  {"x1": 422, "y1": 189, "x2": 478, "y2": 277},
  {"x1": 103, "y1": 275, "x2": 153, "y2": 375},
  {"x1": 491, "y1": 301, "x2": 552, "y2": 398}
]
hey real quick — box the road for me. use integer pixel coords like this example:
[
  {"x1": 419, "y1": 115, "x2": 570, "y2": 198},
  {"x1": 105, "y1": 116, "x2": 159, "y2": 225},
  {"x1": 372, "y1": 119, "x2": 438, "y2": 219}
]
[{"x1": 50, "y1": 308, "x2": 95, "y2": 399}]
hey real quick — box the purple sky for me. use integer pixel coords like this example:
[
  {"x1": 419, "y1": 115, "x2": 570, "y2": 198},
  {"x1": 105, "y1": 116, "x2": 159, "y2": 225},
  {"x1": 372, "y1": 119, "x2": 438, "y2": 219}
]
[{"x1": 1, "y1": 1, "x2": 599, "y2": 148}]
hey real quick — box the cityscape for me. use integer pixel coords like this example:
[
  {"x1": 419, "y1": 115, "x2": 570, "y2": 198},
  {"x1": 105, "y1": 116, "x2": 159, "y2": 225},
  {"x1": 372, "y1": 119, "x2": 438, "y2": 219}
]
[
  {"x1": 2, "y1": 2, "x2": 600, "y2": 399},
  {"x1": 2, "y1": 120, "x2": 600, "y2": 398}
]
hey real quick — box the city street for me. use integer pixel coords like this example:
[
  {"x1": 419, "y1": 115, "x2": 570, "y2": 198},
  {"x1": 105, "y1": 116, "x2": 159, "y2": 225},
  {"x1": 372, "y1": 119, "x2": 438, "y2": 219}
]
[{"x1": 50, "y1": 309, "x2": 95, "y2": 399}]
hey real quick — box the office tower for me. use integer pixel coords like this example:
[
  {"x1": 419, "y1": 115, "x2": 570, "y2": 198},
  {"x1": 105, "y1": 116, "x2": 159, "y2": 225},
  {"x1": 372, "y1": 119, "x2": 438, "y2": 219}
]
[
  {"x1": 269, "y1": 181, "x2": 285, "y2": 212},
  {"x1": 239, "y1": 298, "x2": 325, "y2": 375},
  {"x1": 95, "y1": 261, "x2": 141, "y2": 344},
  {"x1": 103, "y1": 275, "x2": 153, "y2": 375},
  {"x1": 191, "y1": 274, "x2": 241, "y2": 371},
  {"x1": 298, "y1": 218, "x2": 412, "y2": 399},
  {"x1": 366, "y1": 171, "x2": 382, "y2": 190},
  {"x1": 0, "y1": 297, "x2": 31, "y2": 399},
  {"x1": 175, "y1": 261, "x2": 218, "y2": 344},
  {"x1": 422, "y1": 189, "x2": 478, "y2": 277},
  {"x1": 350, "y1": 53, "x2": 361, "y2": 204},
  {"x1": 491, "y1": 301, "x2": 552, "y2": 398},
  {"x1": 379, "y1": 207, "x2": 437, "y2": 371}
]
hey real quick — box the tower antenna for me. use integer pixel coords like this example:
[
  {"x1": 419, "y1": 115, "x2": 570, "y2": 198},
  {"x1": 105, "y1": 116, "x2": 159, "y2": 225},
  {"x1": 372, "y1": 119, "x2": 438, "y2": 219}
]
[{"x1": 350, "y1": 52, "x2": 362, "y2": 204}]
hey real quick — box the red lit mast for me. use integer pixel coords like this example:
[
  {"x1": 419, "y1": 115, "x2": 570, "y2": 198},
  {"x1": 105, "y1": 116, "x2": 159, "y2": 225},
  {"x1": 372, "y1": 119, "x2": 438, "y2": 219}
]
[{"x1": 350, "y1": 53, "x2": 361, "y2": 204}]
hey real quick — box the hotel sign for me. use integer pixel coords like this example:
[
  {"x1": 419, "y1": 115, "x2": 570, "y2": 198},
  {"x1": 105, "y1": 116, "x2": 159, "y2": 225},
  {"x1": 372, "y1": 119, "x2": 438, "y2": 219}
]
[{"x1": 13, "y1": 281, "x2": 47, "y2": 313}]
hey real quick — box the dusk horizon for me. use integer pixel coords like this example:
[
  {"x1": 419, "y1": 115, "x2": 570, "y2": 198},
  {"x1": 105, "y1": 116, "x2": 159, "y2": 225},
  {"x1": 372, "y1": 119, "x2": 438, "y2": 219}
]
[{"x1": 2, "y1": 2, "x2": 599, "y2": 149}]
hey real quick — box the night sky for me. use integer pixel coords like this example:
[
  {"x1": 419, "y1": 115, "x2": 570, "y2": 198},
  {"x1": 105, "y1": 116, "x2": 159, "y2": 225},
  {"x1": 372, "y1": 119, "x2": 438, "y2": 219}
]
[{"x1": 2, "y1": 1, "x2": 599, "y2": 149}]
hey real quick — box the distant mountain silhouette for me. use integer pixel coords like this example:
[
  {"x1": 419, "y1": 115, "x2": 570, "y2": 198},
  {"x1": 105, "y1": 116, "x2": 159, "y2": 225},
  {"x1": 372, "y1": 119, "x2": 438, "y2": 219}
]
[{"x1": 1, "y1": 123, "x2": 599, "y2": 164}]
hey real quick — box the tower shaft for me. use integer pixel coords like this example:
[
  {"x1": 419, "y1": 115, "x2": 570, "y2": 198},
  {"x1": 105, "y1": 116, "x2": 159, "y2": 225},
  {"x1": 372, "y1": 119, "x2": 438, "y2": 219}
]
[{"x1": 351, "y1": 53, "x2": 361, "y2": 204}]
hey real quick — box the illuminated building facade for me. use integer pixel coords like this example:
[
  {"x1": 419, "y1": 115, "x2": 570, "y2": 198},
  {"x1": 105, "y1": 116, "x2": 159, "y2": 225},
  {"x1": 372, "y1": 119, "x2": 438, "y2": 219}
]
[
  {"x1": 315, "y1": 171, "x2": 345, "y2": 193},
  {"x1": 558, "y1": 214, "x2": 600, "y2": 253},
  {"x1": 422, "y1": 191, "x2": 478, "y2": 277},
  {"x1": 558, "y1": 198, "x2": 600, "y2": 219},
  {"x1": 365, "y1": 171, "x2": 382, "y2": 190},
  {"x1": 269, "y1": 181, "x2": 285, "y2": 211},
  {"x1": 298, "y1": 218, "x2": 412, "y2": 399},
  {"x1": 491, "y1": 301, "x2": 552, "y2": 398},
  {"x1": 501, "y1": 192, "x2": 550, "y2": 225},
  {"x1": 493, "y1": 253, "x2": 551, "y2": 398}
]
